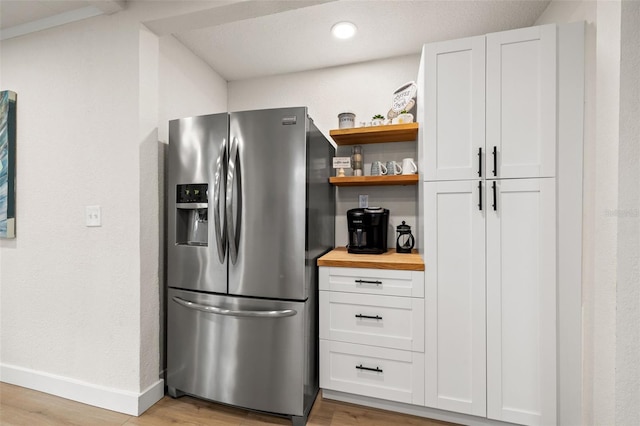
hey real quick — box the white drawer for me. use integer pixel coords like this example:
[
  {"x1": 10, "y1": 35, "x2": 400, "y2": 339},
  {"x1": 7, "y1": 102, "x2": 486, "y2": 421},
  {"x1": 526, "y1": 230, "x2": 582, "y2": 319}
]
[
  {"x1": 320, "y1": 291, "x2": 425, "y2": 352},
  {"x1": 319, "y1": 267, "x2": 424, "y2": 298},
  {"x1": 320, "y1": 340, "x2": 425, "y2": 405}
]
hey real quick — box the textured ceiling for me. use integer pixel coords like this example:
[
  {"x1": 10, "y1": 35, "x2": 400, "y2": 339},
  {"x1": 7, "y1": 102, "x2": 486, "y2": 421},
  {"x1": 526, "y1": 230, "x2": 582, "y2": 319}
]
[{"x1": 0, "y1": 0, "x2": 552, "y2": 81}]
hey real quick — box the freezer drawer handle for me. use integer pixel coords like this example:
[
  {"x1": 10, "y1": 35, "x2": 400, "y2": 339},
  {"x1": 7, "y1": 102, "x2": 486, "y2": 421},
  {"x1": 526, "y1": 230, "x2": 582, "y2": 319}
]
[
  {"x1": 355, "y1": 279, "x2": 382, "y2": 285},
  {"x1": 172, "y1": 296, "x2": 296, "y2": 318},
  {"x1": 355, "y1": 364, "x2": 383, "y2": 373},
  {"x1": 355, "y1": 314, "x2": 383, "y2": 320}
]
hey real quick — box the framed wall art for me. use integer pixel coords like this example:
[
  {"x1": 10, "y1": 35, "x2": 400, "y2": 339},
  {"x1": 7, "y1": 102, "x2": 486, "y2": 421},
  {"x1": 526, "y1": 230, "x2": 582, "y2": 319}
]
[{"x1": 0, "y1": 90, "x2": 17, "y2": 239}]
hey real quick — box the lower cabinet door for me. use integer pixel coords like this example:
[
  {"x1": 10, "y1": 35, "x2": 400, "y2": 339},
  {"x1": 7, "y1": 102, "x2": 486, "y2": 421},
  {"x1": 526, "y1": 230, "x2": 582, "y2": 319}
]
[
  {"x1": 486, "y1": 178, "x2": 556, "y2": 426},
  {"x1": 320, "y1": 340, "x2": 424, "y2": 405},
  {"x1": 424, "y1": 180, "x2": 487, "y2": 416}
]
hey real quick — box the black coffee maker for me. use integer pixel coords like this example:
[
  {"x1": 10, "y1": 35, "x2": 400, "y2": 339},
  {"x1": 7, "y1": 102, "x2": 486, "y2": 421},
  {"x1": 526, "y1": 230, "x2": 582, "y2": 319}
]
[{"x1": 347, "y1": 207, "x2": 390, "y2": 254}]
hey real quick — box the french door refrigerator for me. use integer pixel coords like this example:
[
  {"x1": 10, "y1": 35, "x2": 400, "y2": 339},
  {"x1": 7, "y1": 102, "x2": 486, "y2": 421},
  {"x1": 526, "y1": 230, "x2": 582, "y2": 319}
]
[{"x1": 166, "y1": 107, "x2": 335, "y2": 425}]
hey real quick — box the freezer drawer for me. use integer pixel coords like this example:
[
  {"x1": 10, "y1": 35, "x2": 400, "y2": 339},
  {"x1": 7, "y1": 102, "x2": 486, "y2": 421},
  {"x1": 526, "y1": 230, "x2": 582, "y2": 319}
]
[{"x1": 167, "y1": 288, "x2": 311, "y2": 416}]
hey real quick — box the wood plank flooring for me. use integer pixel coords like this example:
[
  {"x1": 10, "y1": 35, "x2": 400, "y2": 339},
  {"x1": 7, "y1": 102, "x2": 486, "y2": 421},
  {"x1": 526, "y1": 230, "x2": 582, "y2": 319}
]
[{"x1": 0, "y1": 383, "x2": 458, "y2": 425}]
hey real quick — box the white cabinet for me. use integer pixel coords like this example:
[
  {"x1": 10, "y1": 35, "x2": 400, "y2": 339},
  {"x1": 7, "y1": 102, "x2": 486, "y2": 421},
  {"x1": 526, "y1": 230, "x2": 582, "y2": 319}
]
[
  {"x1": 486, "y1": 178, "x2": 556, "y2": 425},
  {"x1": 486, "y1": 25, "x2": 557, "y2": 179},
  {"x1": 424, "y1": 180, "x2": 486, "y2": 416},
  {"x1": 422, "y1": 36, "x2": 485, "y2": 181},
  {"x1": 422, "y1": 24, "x2": 556, "y2": 182},
  {"x1": 320, "y1": 340, "x2": 425, "y2": 405},
  {"x1": 420, "y1": 23, "x2": 559, "y2": 426},
  {"x1": 422, "y1": 178, "x2": 557, "y2": 424},
  {"x1": 319, "y1": 291, "x2": 425, "y2": 352},
  {"x1": 318, "y1": 257, "x2": 425, "y2": 406}
]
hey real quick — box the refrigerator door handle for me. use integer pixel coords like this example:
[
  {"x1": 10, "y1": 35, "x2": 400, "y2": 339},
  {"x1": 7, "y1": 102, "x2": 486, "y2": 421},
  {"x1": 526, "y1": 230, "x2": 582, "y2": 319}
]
[
  {"x1": 226, "y1": 136, "x2": 241, "y2": 264},
  {"x1": 213, "y1": 137, "x2": 227, "y2": 263},
  {"x1": 172, "y1": 296, "x2": 297, "y2": 318}
]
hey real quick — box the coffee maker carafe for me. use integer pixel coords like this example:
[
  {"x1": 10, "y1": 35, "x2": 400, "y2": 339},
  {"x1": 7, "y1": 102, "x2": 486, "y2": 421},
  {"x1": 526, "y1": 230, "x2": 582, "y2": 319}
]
[{"x1": 347, "y1": 207, "x2": 389, "y2": 254}]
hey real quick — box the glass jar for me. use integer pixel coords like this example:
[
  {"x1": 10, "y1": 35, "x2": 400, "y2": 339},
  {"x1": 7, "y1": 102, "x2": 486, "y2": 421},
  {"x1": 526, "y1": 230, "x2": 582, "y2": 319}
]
[
  {"x1": 351, "y1": 145, "x2": 363, "y2": 176},
  {"x1": 396, "y1": 221, "x2": 415, "y2": 253}
]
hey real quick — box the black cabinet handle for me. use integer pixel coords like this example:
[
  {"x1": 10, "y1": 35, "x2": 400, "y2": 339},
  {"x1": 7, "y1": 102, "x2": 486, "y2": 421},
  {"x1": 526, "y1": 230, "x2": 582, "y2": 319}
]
[
  {"x1": 355, "y1": 279, "x2": 382, "y2": 285},
  {"x1": 492, "y1": 146, "x2": 497, "y2": 176},
  {"x1": 478, "y1": 181, "x2": 483, "y2": 211},
  {"x1": 478, "y1": 147, "x2": 482, "y2": 177},
  {"x1": 356, "y1": 364, "x2": 383, "y2": 373},
  {"x1": 355, "y1": 314, "x2": 382, "y2": 320},
  {"x1": 492, "y1": 181, "x2": 497, "y2": 211}
]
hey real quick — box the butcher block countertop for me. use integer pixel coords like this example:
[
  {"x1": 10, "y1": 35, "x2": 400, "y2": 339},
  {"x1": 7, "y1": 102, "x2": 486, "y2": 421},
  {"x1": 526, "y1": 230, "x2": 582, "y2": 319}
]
[{"x1": 317, "y1": 247, "x2": 424, "y2": 271}]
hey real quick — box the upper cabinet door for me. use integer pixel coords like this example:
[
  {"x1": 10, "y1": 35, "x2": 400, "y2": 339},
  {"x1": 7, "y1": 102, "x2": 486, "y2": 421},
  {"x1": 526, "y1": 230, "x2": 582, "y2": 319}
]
[
  {"x1": 422, "y1": 36, "x2": 485, "y2": 181},
  {"x1": 486, "y1": 25, "x2": 557, "y2": 179}
]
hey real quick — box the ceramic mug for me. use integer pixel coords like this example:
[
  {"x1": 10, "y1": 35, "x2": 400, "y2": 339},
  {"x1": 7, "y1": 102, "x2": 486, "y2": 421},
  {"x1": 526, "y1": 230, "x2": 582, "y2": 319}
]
[
  {"x1": 385, "y1": 160, "x2": 403, "y2": 175},
  {"x1": 401, "y1": 158, "x2": 417, "y2": 174},
  {"x1": 370, "y1": 161, "x2": 388, "y2": 176}
]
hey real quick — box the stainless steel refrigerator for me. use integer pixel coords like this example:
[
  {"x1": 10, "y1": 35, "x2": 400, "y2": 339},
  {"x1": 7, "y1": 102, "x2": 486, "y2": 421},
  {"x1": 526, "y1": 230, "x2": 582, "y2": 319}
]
[{"x1": 166, "y1": 107, "x2": 335, "y2": 425}]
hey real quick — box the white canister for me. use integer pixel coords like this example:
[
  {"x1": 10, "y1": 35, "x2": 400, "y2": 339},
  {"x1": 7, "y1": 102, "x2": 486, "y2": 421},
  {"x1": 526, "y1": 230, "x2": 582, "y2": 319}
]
[
  {"x1": 401, "y1": 158, "x2": 417, "y2": 174},
  {"x1": 338, "y1": 112, "x2": 355, "y2": 129}
]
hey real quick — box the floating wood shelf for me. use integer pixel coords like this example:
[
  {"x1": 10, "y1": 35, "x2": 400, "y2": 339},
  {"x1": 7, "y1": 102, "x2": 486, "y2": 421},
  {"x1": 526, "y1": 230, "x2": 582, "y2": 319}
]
[
  {"x1": 329, "y1": 123, "x2": 419, "y2": 145},
  {"x1": 329, "y1": 174, "x2": 419, "y2": 187}
]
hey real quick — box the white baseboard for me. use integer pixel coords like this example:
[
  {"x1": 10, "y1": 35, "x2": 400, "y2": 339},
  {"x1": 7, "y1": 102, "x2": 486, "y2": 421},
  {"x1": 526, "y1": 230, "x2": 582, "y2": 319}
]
[
  {"x1": 321, "y1": 389, "x2": 518, "y2": 426},
  {"x1": 0, "y1": 363, "x2": 164, "y2": 416}
]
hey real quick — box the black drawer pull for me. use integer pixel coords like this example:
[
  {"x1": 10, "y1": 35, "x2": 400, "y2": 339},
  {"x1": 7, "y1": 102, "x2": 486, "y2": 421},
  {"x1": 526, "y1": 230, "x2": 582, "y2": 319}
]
[
  {"x1": 356, "y1": 364, "x2": 383, "y2": 373},
  {"x1": 355, "y1": 314, "x2": 383, "y2": 320},
  {"x1": 355, "y1": 279, "x2": 382, "y2": 285}
]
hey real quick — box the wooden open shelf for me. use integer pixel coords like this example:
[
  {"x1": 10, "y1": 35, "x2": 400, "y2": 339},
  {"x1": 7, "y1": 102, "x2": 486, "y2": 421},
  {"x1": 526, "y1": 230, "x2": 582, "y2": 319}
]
[
  {"x1": 329, "y1": 122, "x2": 418, "y2": 145},
  {"x1": 329, "y1": 174, "x2": 419, "y2": 187}
]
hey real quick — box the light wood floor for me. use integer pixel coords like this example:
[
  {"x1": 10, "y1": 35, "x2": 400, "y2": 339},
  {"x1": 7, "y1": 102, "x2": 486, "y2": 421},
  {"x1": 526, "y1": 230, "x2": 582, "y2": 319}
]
[{"x1": 0, "y1": 382, "x2": 458, "y2": 425}]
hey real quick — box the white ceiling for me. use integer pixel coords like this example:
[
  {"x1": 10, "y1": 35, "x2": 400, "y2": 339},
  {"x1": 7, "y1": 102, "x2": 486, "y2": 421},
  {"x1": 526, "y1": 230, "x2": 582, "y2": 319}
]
[{"x1": 0, "y1": 0, "x2": 552, "y2": 81}]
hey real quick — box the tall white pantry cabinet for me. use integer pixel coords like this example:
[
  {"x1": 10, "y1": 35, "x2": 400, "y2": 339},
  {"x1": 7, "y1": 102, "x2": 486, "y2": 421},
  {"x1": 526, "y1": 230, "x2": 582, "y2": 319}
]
[{"x1": 418, "y1": 23, "x2": 582, "y2": 426}]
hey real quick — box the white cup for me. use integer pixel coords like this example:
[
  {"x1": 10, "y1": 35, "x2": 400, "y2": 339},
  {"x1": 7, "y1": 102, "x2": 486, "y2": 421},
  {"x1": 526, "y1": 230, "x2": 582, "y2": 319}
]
[{"x1": 401, "y1": 158, "x2": 417, "y2": 174}]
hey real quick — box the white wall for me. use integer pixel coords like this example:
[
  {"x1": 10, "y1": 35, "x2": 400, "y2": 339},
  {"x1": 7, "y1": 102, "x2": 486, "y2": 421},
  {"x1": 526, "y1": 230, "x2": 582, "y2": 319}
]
[
  {"x1": 0, "y1": 10, "x2": 228, "y2": 415},
  {"x1": 158, "y1": 35, "x2": 228, "y2": 143},
  {"x1": 0, "y1": 12, "x2": 144, "y2": 392},
  {"x1": 537, "y1": 1, "x2": 640, "y2": 425},
  {"x1": 228, "y1": 56, "x2": 421, "y2": 247},
  {"x1": 615, "y1": 1, "x2": 640, "y2": 424}
]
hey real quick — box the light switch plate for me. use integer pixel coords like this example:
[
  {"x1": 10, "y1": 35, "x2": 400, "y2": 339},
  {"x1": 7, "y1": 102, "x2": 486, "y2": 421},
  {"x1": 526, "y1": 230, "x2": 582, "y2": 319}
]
[
  {"x1": 85, "y1": 205, "x2": 101, "y2": 227},
  {"x1": 359, "y1": 195, "x2": 368, "y2": 208}
]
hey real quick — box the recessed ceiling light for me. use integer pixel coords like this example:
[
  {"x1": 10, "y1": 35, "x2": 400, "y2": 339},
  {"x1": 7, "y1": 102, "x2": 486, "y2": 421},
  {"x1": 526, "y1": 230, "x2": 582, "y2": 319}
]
[{"x1": 331, "y1": 22, "x2": 357, "y2": 40}]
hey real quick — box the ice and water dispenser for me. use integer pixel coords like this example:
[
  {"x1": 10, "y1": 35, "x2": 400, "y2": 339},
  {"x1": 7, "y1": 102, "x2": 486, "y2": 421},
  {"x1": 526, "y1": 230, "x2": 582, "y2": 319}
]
[{"x1": 175, "y1": 183, "x2": 209, "y2": 246}]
